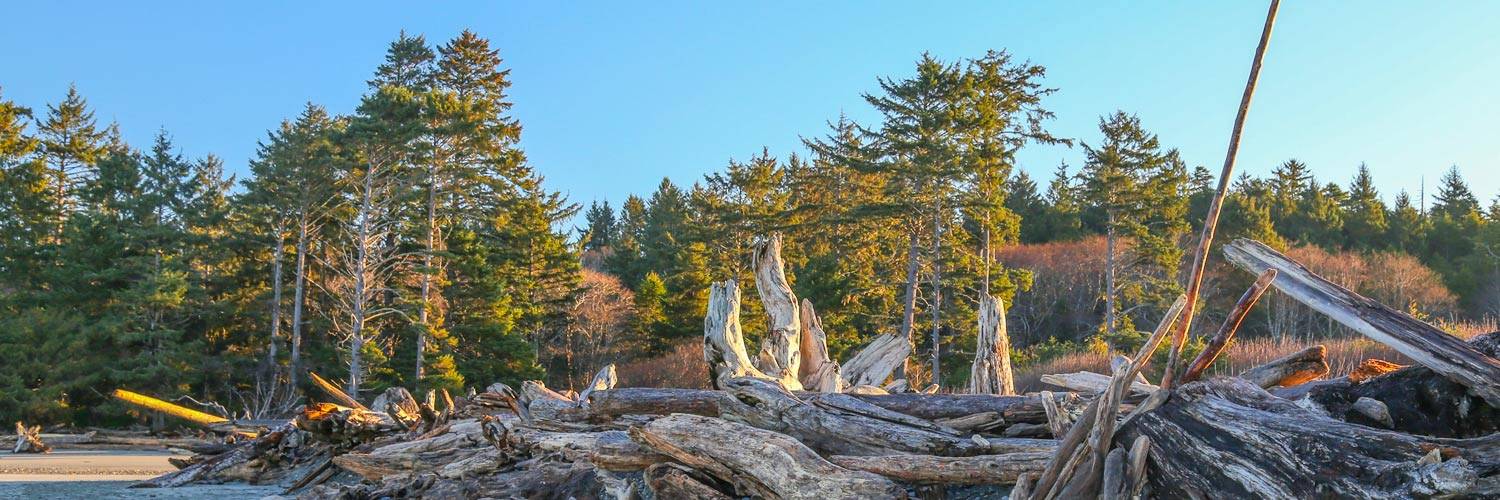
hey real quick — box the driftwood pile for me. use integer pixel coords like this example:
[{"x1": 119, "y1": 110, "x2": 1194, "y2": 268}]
[{"x1": 132, "y1": 237, "x2": 1498, "y2": 498}]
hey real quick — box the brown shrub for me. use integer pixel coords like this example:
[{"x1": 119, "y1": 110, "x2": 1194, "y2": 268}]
[{"x1": 615, "y1": 340, "x2": 710, "y2": 389}]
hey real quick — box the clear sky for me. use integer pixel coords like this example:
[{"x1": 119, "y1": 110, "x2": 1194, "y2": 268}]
[{"x1": 4, "y1": 1, "x2": 1497, "y2": 215}]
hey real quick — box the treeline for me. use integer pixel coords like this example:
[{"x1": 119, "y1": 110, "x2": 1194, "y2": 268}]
[
  {"x1": 3, "y1": 38, "x2": 1496, "y2": 425},
  {"x1": 0, "y1": 31, "x2": 580, "y2": 425},
  {"x1": 583, "y1": 56, "x2": 1500, "y2": 387}
]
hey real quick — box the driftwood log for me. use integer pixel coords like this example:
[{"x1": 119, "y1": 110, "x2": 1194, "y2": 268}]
[
  {"x1": 1118, "y1": 377, "x2": 1498, "y2": 498},
  {"x1": 1239, "y1": 344, "x2": 1329, "y2": 388},
  {"x1": 630, "y1": 413, "x2": 907, "y2": 499},
  {"x1": 798, "y1": 299, "x2": 844, "y2": 392},
  {"x1": 829, "y1": 452, "x2": 1050, "y2": 485},
  {"x1": 704, "y1": 280, "x2": 771, "y2": 389},
  {"x1": 1225, "y1": 238, "x2": 1500, "y2": 407},
  {"x1": 841, "y1": 331, "x2": 911, "y2": 388}
]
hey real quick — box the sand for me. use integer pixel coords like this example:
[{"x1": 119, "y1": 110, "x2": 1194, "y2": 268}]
[{"x1": 0, "y1": 450, "x2": 281, "y2": 499}]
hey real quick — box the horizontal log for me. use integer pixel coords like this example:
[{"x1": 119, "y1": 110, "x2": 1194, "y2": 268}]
[
  {"x1": 583, "y1": 387, "x2": 1079, "y2": 425},
  {"x1": 829, "y1": 452, "x2": 1051, "y2": 485},
  {"x1": 630, "y1": 413, "x2": 906, "y2": 499},
  {"x1": 1238, "y1": 345, "x2": 1328, "y2": 388}
]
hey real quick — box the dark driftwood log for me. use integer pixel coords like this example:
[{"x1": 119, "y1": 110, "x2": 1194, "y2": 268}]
[
  {"x1": 630, "y1": 413, "x2": 908, "y2": 499},
  {"x1": 1238, "y1": 344, "x2": 1328, "y2": 388},
  {"x1": 134, "y1": 422, "x2": 295, "y2": 488},
  {"x1": 1118, "y1": 377, "x2": 1499, "y2": 498},
  {"x1": 1225, "y1": 238, "x2": 1500, "y2": 407},
  {"x1": 1303, "y1": 332, "x2": 1500, "y2": 438},
  {"x1": 829, "y1": 452, "x2": 1050, "y2": 485}
]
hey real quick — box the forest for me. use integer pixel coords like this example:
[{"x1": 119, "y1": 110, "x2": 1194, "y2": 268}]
[{"x1": 1, "y1": 30, "x2": 1496, "y2": 427}]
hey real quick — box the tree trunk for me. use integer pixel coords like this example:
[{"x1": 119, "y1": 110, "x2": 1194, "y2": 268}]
[
  {"x1": 416, "y1": 173, "x2": 436, "y2": 383},
  {"x1": 930, "y1": 209, "x2": 943, "y2": 389},
  {"x1": 1104, "y1": 212, "x2": 1116, "y2": 337},
  {"x1": 290, "y1": 214, "x2": 310, "y2": 390},
  {"x1": 969, "y1": 293, "x2": 1014, "y2": 395},
  {"x1": 1239, "y1": 344, "x2": 1328, "y2": 389},
  {"x1": 897, "y1": 230, "x2": 920, "y2": 380},
  {"x1": 265, "y1": 228, "x2": 285, "y2": 393},
  {"x1": 840, "y1": 331, "x2": 910, "y2": 388}
]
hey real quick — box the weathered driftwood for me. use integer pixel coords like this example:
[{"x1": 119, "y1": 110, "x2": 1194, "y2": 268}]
[
  {"x1": 630, "y1": 413, "x2": 907, "y2": 499},
  {"x1": 309, "y1": 371, "x2": 368, "y2": 411},
  {"x1": 581, "y1": 386, "x2": 1074, "y2": 428},
  {"x1": 841, "y1": 331, "x2": 911, "y2": 388},
  {"x1": 1040, "y1": 371, "x2": 1155, "y2": 396},
  {"x1": 752, "y1": 235, "x2": 804, "y2": 390},
  {"x1": 717, "y1": 376, "x2": 1051, "y2": 457},
  {"x1": 1238, "y1": 344, "x2": 1328, "y2": 388},
  {"x1": 294, "y1": 403, "x2": 401, "y2": 446},
  {"x1": 830, "y1": 452, "x2": 1050, "y2": 485},
  {"x1": 704, "y1": 280, "x2": 772, "y2": 389},
  {"x1": 1225, "y1": 238, "x2": 1500, "y2": 407},
  {"x1": 1030, "y1": 294, "x2": 1185, "y2": 500},
  {"x1": 1348, "y1": 358, "x2": 1405, "y2": 383},
  {"x1": 135, "y1": 422, "x2": 296, "y2": 488},
  {"x1": 646, "y1": 462, "x2": 733, "y2": 499},
  {"x1": 1118, "y1": 377, "x2": 1499, "y2": 498},
  {"x1": 111, "y1": 389, "x2": 231, "y2": 428},
  {"x1": 1301, "y1": 332, "x2": 1500, "y2": 438},
  {"x1": 12, "y1": 421, "x2": 50, "y2": 453},
  {"x1": 798, "y1": 299, "x2": 844, "y2": 393},
  {"x1": 969, "y1": 293, "x2": 1015, "y2": 395},
  {"x1": 575, "y1": 364, "x2": 617, "y2": 407},
  {"x1": 1180, "y1": 268, "x2": 1277, "y2": 384}
]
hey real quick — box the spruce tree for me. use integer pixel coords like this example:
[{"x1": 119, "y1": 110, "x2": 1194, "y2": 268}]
[
  {"x1": 37, "y1": 84, "x2": 107, "y2": 218},
  {"x1": 1341, "y1": 164, "x2": 1387, "y2": 249}
]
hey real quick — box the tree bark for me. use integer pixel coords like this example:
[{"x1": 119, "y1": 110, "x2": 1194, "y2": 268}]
[
  {"x1": 929, "y1": 209, "x2": 943, "y2": 389},
  {"x1": 290, "y1": 213, "x2": 310, "y2": 390},
  {"x1": 897, "y1": 230, "x2": 920, "y2": 380},
  {"x1": 1239, "y1": 344, "x2": 1328, "y2": 389}
]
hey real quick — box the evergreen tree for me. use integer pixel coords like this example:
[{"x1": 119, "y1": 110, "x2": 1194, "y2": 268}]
[
  {"x1": 1341, "y1": 164, "x2": 1387, "y2": 249},
  {"x1": 582, "y1": 200, "x2": 617, "y2": 252},
  {"x1": 37, "y1": 84, "x2": 107, "y2": 218}
]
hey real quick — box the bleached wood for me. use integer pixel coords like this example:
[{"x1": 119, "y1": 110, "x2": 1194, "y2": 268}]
[
  {"x1": 1040, "y1": 371, "x2": 1156, "y2": 396},
  {"x1": 12, "y1": 421, "x2": 50, "y2": 454},
  {"x1": 842, "y1": 331, "x2": 911, "y2": 388},
  {"x1": 630, "y1": 413, "x2": 906, "y2": 499},
  {"x1": 969, "y1": 293, "x2": 1015, "y2": 395},
  {"x1": 752, "y1": 235, "x2": 804, "y2": 390},
  {"x1": 1225, "y1": 238, "x2": 1500, "y2": 407},
  {"x1": 798, "y1": 298, "x2": 843, "y2": 392},
  {"x1": 575, "y1": 364, "x2": 617, "y2": 407},
  {"x1": 704, "y1": 280, "x2": 773, "y2": 389}
]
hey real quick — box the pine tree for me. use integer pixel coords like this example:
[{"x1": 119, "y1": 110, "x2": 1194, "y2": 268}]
[
  {"x1": 582, "y1": 200, "x2": 617, "y2": 252},
  {"x1": 1341, "y1": 164, "x2": 1387, "y2": 249},
  {"x1": 0, "y1": 89, "x2": 54, "y2": 293},
  {"x1": 1386, "y1": 190, "x2": 1427, "y2": 253},
  {"x1": 37, "y1": 84, "x2": 107, "y2": 218}
]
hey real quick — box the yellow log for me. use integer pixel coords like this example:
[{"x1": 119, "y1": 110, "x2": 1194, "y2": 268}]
[{"x1": 111, "y1": 389, "x2": 229, "y2": 427}]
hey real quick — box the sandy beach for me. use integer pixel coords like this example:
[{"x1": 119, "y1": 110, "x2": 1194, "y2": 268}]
[{"x1": 0, "y1": 450, "x2": 280, "y2": 499}]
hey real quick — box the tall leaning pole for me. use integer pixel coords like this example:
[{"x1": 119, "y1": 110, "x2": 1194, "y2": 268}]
[{"x1": 1161, "y1": 0, "x2": 1282, "y2": 388}]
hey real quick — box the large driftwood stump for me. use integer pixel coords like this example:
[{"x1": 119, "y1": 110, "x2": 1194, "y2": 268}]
[
  {"x1": 752, "y1": 235, "x2": 804, "y2": 391},
  {"x1": 704, "y1": 280, "x2": 771, "y2": 389},
  {"x1": 798, "y1": 299, "x2": 844, "y2": 393},
  {"x1": 1225, "y1": 238, "x2": 1500, "y2": 407},
  {"x1": 1118, "y1": 377, "x2": 1498, "y2": 498},
  {"x1": 842, "y1": 331, "x2": 911, "y2": 388},
  {"x1": 630, "y1": 413, "x2": 907, "y2": 499},
  {"x1": 969, "y1": 293, "x2": 1014, "y2": 395}
]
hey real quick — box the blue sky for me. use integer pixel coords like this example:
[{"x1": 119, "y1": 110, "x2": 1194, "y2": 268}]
[{"x1": 4, "y1": 2, "x2": 1497, "y2": 215}]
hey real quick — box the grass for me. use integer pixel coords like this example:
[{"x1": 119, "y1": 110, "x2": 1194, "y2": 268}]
[{"x1": 1015, "y1": 319, "x2": 1493, "y2": 393}]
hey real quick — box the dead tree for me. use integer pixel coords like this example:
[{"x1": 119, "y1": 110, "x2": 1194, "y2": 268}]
[
  {"x1": 969, "y1": 293, "x2": 1014, "y2": 395},
  {"x1": 798, "y1": 299, "x2": 843, "y2": 392},
  {"x1": 751, "y1": 235, "x2": 803, "y2": 390}
]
